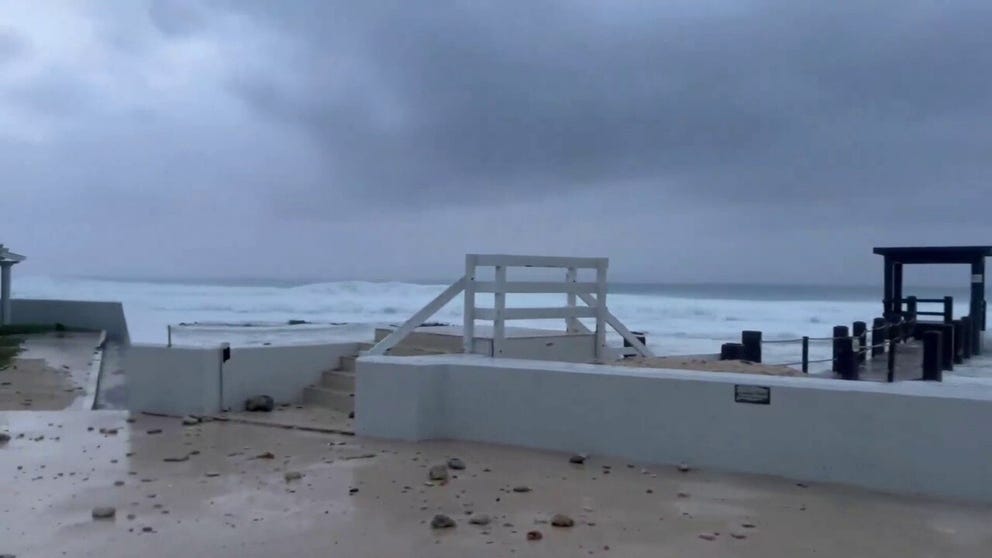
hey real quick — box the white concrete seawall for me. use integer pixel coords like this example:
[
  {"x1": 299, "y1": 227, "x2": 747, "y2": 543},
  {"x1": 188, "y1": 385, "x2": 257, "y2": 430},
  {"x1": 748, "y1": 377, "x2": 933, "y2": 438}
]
[
  {"x1": 125, "y1": 342, "x2": 358, "y2": 415},
  {"x1": 356, "y1": 354, "x2": 992, "y2": 502}
]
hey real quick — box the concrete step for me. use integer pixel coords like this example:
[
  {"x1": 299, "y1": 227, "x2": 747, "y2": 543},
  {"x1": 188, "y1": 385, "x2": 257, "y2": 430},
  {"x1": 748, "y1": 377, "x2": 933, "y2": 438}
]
[
  {"x1": 301, "y1": 385, "x2": 354, "y2": 413},
  {"x1": 338, "y1": 355, "x2": 357, "y2": 372},
  {"x1": 320, "y1": 370, "x2": 355, "y2": 391}
]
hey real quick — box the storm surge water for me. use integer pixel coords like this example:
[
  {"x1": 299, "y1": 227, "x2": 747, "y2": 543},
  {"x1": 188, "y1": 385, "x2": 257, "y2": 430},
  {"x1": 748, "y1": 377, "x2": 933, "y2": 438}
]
[{"x1": 12, "y1": 276, "x2": 972, "y2": 370}]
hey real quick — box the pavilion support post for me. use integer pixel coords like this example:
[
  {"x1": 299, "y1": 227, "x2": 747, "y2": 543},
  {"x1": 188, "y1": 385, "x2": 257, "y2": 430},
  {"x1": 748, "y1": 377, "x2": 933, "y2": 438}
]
[
  {"x1": 0, "y1": 262, "x2": 12, "y2": 325},
  {"x1": 893, "y1": 262, "x2": 904, "y2": 319},
  {"x1": 883, "y1": 257, "x2": 894, "y2": 319},
  {"x1": 972, "y1": 259, "x2": 985, "y2": 354}
]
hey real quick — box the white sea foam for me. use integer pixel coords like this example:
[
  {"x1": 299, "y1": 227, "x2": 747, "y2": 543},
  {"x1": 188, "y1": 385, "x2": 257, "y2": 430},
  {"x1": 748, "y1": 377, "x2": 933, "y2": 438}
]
[{"x1": 15, "y1": 275, "x2": 964, "y2": 370}]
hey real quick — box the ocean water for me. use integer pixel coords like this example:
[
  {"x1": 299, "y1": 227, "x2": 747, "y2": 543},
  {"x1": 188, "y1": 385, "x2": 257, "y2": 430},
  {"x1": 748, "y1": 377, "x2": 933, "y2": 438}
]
[{"x1": 11, "y1": 276, "x2": 976, "y2": 370}]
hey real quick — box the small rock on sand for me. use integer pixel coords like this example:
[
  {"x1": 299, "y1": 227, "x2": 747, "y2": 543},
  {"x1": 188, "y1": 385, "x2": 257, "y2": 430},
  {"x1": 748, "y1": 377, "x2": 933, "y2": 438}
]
[
  {"x1": 205, "y1": 472, "x2": 221, "y2": 478},
  {"x1": 731, "y1": 532, "x2": 748, "y2": 539},
  {"x1": 526, "y1": 530, "x2": 543, "y2": 541},
  {"x1": 181, "y1": 416, "x2": 200, "y2": 426},
  {"x1": 468, "y1": 514, "x2": 491, "y2": 526},
  {"x1": 550, "y1": 514, "x2": 574, "y2": 527},
  {"x1": 678, "y1": 462, "x2": 691, "y2": 473},
  {"x1": 163, "y1": 455, "x2": 189, "y2": 463},
  {"x1": 512, "y1": 486, "x2": 532, "y2": 493},
  {"x1": 284, "y1": 471, "x2": 303, "y2": 482},
  {"x1": 92, "y1": 506, "x2": 116, "y2": 520},
  {"x1": 430, "y1": 514, "x2": 456, "y2": 529},
  {"x1": 245, "y1": 395, "x2": 274, "y2": 412},
  {"x1": 0, "y1": 432, "x2": 10, "y2": 444},
  {"x1": 146, "y1": 429, "x2": 162, "y2": 435},
  {"x1": 429, "y1": 465, "x2": 450, "y2": 482},
  {"x1": 698, "y1": 533, "x2": 718, "y2": 541},
  {"x1": 446, "y1": 457, "x2": 466, "y2": 470},
  {"x1": 569, "y1": 453, "x2": 587, "y2": 464},
  {"x1": 254, "y1": 452, "x2": 275, "y2": 459}
]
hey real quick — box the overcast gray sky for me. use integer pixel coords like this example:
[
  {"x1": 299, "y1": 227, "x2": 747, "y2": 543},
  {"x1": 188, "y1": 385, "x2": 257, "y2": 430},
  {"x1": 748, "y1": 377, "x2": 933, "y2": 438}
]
[{"x1": 1, "y1": 0, "x2": 990, "y2": 284}]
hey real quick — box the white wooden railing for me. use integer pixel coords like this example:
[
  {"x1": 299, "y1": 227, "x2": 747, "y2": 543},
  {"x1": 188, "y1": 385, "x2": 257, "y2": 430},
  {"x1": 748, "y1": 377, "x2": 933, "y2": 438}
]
[{"x1": 366, "y1": 254, "x2": 653, "y2": 360}]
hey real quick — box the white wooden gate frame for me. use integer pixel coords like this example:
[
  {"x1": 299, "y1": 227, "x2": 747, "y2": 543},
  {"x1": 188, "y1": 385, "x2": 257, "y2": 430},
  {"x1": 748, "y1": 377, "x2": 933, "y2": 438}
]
[{"x1": 366, "y1": 254, "x2": 653, "y2": 360}]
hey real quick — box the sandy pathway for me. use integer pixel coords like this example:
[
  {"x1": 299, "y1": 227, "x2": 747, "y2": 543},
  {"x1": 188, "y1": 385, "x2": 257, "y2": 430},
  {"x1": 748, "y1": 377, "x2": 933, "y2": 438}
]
[{"x1": 2, "y1": 410, "x2": 991, "y2": 557}]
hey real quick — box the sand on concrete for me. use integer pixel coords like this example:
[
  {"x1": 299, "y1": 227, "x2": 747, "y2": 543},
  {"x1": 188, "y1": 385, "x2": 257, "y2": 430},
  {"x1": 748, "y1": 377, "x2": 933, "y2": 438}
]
[
  {"x1": 615, "y1": 356, "x2": 805, "y2": 376},
  {"x1": 2, "y1": 409, "x2": 991, "y2": 557},
  {"x1": 0, "y1": 332, "x2": 101, "y2": 411}
]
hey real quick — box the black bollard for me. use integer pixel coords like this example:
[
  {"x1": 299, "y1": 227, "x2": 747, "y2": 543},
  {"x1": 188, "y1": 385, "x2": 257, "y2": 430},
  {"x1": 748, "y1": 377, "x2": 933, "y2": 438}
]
[
  {"x1": 922, "y1": 330, "x2": 942, "y2": 381},
  {"x1": 943, "y1": 296, "x2": 954, "y2": 324},
  {"x1": 953, "y1": 320, "x2": 964, "y2": 364},
  {"x1": 871, "y1": 318, "x2": 886, "y2": 357},
  {"x1": 937, "y1": 323, "x2": 954, "y2": 371},
  {"x1": 720, "y1": 343, "x2": 744, "y2": 360},
  {"x1": 906, "y1": 296, "x2": 918, "y2": 338},
  {"x1": 961, "y1": 316, "x2": 972, "y2": 359},
  {"x1": 887, "y1": 335, "x2": 897, "y2": 382},
  {"x1": 853, "y1": 321, "x2": 867, "y2": 363},
  {"x1": 801, "y1": 336, "x2": 809, "y2": 374},
  {"x1": 832, "y1": 325, "x2": 849, "y2": 372},
  {"x1": 741, "y1": 330, "x2": 762, "y2": 363},
  {"x1": 837, "y1": 337, "x2": 857, "y2": 380}
]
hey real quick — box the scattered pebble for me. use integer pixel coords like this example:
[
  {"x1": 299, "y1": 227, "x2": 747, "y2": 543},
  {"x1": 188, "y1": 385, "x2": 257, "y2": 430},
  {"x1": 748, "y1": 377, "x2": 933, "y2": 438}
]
[
  {"x1": 569, "y1": 453, "x2": 587, "y2": 464},
  {"x1": 469, "y1": 514, "x2": 492, "y2": 526},
  {"x1": 550, "y1": 514, "x2": 574, "y2": 527},
  {"x1": 181, "y1": 416, "x2": 200, "y2": 426},
  {"x1": 731, "y1": 532, "x2": 748, "y2": 539},
  {"x1": 146, "y1": 429, "x2": 162, "y2": 435},
  {"x1": 205, "y1": 472, "x2": 221, "y2": 478},
  {"x1": 741, "y1": 523, "x2": 756, "y2": 529},
  {"x1": 92, "y1": 506, "x2": 116, "y2": 520},
  {"x1": 698, "y1": 533, "x2": 717, "y2": 541},
  {"x1": 447, "y1": 457, "x2": 466, "y2": 470},
  {"x1": 512, "y1": 486, "x2": 531, "y2": 493},
  {"x1": 0, "y1": 432, "x2": 10, "y2": 444},
  {"x1": 114, "y1": 481, "x2": 125, "y2": 486},
  {"x1": 284, "y1": 471, "x2": 303, "y2": 482},
  {"x1": 163, "y1": 455, "x2": 189, "y2": 463},
  {"x1": 428, "y1": 465, "x2": 450, "y2": 482},
  {"x1": 526, "y1": 530, "x2": 543, "y2": 541},
  {"x1": 678, "y1": 462, "x2": 691, "y2": 473},
  {"x1": 254, "y1": 452, "x2": 275, "y2": 459},
  {"x1": 430, "y1": 514, "x2": 456, "y2": 529}
]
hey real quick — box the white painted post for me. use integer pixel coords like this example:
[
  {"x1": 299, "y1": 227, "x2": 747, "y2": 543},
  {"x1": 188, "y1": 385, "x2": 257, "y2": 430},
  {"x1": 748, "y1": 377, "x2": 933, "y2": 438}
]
[
  {"x1": 595, "y1": 261, "x2": 608, "y2": 362},
  {"x1": 493, "y1": 265, "x2": 506, "y2": 357},
  {"x1": 463, "y1": 255, "x2": 477, "y2": 354},
  {"x1": 566, "y1": 267, "x2": 579, "y2": 333}
]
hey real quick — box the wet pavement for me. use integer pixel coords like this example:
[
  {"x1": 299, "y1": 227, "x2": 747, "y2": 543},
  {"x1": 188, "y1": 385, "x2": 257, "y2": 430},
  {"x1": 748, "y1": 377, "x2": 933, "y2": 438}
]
[{"x1": 2, "y1": 410, "x2": 992, "y2": 557}]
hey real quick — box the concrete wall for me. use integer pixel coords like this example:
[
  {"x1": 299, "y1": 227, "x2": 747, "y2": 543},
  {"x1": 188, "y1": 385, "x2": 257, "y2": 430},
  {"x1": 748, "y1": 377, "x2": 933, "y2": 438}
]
[
  {"x1": 11, "y1": 299, "x2": 130, "y2": 343},
  {"x1": 357, "y1": 355, "x2": 992, "y2": 503},
  {"x1": 221, "y1": 342, "x2": 358, "y2": 410},
  {"x1": 126, "y1": 342, "x2": 358, "y2": 415},
  {"x1": 126, "y1": 344, "x2": 224, "y2": 416}
]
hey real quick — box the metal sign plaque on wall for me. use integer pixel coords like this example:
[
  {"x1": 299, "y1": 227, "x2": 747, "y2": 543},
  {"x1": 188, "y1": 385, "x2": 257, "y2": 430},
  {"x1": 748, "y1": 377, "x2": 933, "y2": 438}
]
[{"x1": 734, "y1": 384, "x2": 771, "y2": 405}]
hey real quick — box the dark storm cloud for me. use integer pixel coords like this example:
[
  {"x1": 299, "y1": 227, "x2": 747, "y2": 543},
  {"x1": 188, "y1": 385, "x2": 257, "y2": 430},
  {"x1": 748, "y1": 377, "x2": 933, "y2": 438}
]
[
  {"x1": 2, "y1": 1, "x2": 990, "y2": 282},
  {"x1": 218, "y1": 0, "x2": 992, "y2": 214}
]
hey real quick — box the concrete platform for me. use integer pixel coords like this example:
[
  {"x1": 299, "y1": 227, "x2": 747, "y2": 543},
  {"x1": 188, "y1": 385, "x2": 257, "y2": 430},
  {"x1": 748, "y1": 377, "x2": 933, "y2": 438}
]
[{"x1": 3, "y1": 410, "x2": 992, "y2": 557}]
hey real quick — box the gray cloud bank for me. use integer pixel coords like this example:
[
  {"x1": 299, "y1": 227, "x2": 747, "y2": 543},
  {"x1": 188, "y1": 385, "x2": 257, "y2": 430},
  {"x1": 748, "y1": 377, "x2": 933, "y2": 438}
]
[{"x1": 1, "y1": 1, "x2": 990, "y2": 283}]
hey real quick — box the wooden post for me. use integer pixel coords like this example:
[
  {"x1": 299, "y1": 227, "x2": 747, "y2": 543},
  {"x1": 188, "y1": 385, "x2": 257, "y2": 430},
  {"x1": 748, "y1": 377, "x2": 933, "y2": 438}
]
[
  {"x1": 943, "y1": 296, "x2": 954, "y2": 324},
  {"x1": 741, "y1": 330, "x2": 762, "y2": 363},
  {"x1": 893, "y1": 262, "x2": 904, "y2": 317},
  {"x1": 961, "y1": 316, "x2": 972, "y2": 359},
  {"x1": 871, "y1": 318, "x2": 886, "y2": 357},
  {"x1": 801, "y1": 336, "x2": 809, "y2": 373},
  {"x1": 492, "y1": 265, "x2": 506, "y2": 357},
  {"x1": 938, "y1": 323, "x2": 954, "y2": 371},
  {"x1": 623, "y1": 331, "x2": 646, "y2": 358},
  {"x1": 887, "y1": 335, "x2": 897, "y2": 382},
  {"x1": 883, "y1": 257, "x2": 894, "y2": 318},
  {"x1": 906, "y1": 296, "x2": 918, "y2": 338},
  {"x1": 594, "y1": 260, "x2": 608, "y2": 362},
  {"x1": 565, "y1": 267, "x2": 579, "y2": 333},
  {"x1": 853, "y1": 321, "x2": 867, "y2": 363},
  {"x1": 922, "y1": 330, "x2": 942, "y2": 381},
  {"x1": 832, "y1": 325, "x2": 848, "y2": 373},
  {"x1": 838, "y1": 337, "x2": 857, "y2": 380},
  {"x1": 953, "y1": 319, "x2": 964, "y2": 364},
  {"x1": 463, "y1": 255, "x2": 477, "y2": 354},
  {"x1": 971, "y1": 258, "x2": 985, "y2": 354}
]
